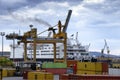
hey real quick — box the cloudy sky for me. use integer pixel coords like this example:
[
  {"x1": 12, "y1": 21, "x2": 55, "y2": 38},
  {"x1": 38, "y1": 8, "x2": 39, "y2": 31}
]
[{"x1": 0, "y1": 0, "x2": 120, "y2": 55}]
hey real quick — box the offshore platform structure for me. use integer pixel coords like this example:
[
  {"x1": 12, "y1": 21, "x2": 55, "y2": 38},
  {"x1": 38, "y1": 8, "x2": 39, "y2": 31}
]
[{"x1": 6, "y1": 10, "x2": 72, "y2": 63}]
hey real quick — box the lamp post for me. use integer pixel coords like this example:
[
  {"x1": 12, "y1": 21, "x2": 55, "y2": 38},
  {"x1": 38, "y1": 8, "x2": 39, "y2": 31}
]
[
  {"x1": 12, "y1": 32, "x2": 16, "y2": 62},
  {"x1": 30, "y1": 25, "x2": 33, "y2": 60},
  {"x1": 0, "y1": 32, "x2": 5, "y2": 56}
]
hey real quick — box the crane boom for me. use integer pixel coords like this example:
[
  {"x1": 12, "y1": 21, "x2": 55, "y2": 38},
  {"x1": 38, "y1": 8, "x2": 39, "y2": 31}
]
[{"x1": 63, "y1": 10, "x2": 72, "y2": 33}]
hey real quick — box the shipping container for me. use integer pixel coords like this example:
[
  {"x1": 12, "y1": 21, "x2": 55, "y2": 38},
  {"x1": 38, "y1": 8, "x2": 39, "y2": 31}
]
[
  {"x1": 28, "y1": 72, "x2": 36, "y2": 80},
  {"x1": 109, "y1": 68, "x2": 120, "y2": 76},
  {"x1": 28, "y1": 72, "x2": 45, "y2": 80},
  {"x1": 44, "y1": 68, "x2": 67, "y2": 74},
  {"x1": 69, "y1": 74, "x2": 79, "y2": 80},
  {"x1": 102, "y1": 62, "x2": 108, "y2": 72},
  {"x1": 62, "y1": 74, "x2": 120, "y2": 80},
  {"x1": 77, "y1": 70, "x2": 95, "y2": 74},
  {"x1": 42, "y1": 62, "x2": 67, "y2": 68},
  {"x1": 102, "y1": 72, "x2": 108, "y2": 75},
  {"x1": 27, "y1": 71, "x2": 54, "y2": 80},
  {"x1": 77, "y1": 70, "x2": 102, "y2": 75},
  {"x1": 95, "y1": 62, "x2": 102, "y2": 72},
  {"x1": 112, "y1": 63, "x2": 120, "y2": 68},
  {"x1": 37, "y1": 72, "x2": 45, "y2": 80},
  {"x1": 2, "y1": 69, "x2": 7, "y2": 77},
  {"x1": 67, "y1": 60, "x2": 77, "y2": 67},
  {"x1": 45, "y1": 73, "x2": 54, "y2": 80},
  {"x1": 23, "y1": 70, "x2": 33, "y2": 79},
  {"x1": 7, "y1": 69, "x2": 16, "y2": 77},
  {"x1": 59, "y1": 74, "x2": 69, "y2": 80},
  {"x1": 77, "y1": 62, "x2": 95, "y2": 70},
  {"x1": 77, "y1": 62, "x2": 102, "y2": 71},
  {"x1": 67, "y1": 60, "x2": 77, "y2": 74}
]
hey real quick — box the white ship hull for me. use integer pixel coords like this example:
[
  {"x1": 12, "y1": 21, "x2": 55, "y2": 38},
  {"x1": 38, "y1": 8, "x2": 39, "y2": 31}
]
[{"x1": 10, "y1": 38, "x2": 90, "y2": 60}]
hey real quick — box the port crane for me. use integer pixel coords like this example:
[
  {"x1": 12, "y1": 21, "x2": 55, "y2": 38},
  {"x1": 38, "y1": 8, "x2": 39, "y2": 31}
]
[
  {"x1": 6, "y1": 10, "x2": 72, "y2": 63},
  {"x1": 101, "y1": 39, "x2": 110, "y2": 57}
]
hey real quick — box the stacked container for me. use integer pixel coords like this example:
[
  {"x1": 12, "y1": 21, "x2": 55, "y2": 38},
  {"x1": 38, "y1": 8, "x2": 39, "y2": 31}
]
[
  {"x1": 112, "y1": 63, "x2": 120, "y2": 68},
  {"x1": 2, "y1": 69, "x2": 7, "y2": 77},
  {"x1": 102, "y1": 62, "x2": 108, "y2": 74},
  {"x1": 27, "y1": 71, "x2": 53, "y2": 80},
  {"x1": 109, "y1": 68, "x2": 120, "y2": 75},
  {"x1": 77, "y1": 62, "x2": 108, "y2": 75},
  {"x1": 2, "y1": 68, "x2": 16, "y2": 77},
  {"x1": 59, "y1": 74, "x2": 69, "y2": 80},
  {"x1": 7, "y1": 69, "x2": 16, "y2": 77},
  {"x1": 42, "y1": 62, "x2": 67, "y2": 74},
  {"x1": 67, "y1": 60, "x2": 77, "y2": 74},
  {"x1": 60, "y1": 74, "x2": 120, "y2": 80}
]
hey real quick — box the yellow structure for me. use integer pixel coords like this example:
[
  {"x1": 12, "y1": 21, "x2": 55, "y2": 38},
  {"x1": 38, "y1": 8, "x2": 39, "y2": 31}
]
[
  {"x1": 112, "y1": 63, "x2": 120, "y2": 68},
  {"x1": 77, "y1": 70, "x2": 102, "y2": 75},
  {"x1": 2, "y1": 68, "x2": 16, "y2": 77},
  {"x1": 45, "y1": 73, "x2": 54, "y2": 80},
  {"x1": 77, "y1": 62, "x2": 102, "y2": 71},
  {"x1": 77, "y1": 62, "x2": 103, "y2": 75},
  {"x1": 16, "y1": 10, "x2": 72, "y2": 63},
  {"x1": 7, "y1": 69, "x2": 16, "y2": 77},
  {"x1": 2, "y1": 69, "x2": 7, "y2": 77},
  {"x1": 28, "y1": 72, "x2": 53, "y2": 80}
]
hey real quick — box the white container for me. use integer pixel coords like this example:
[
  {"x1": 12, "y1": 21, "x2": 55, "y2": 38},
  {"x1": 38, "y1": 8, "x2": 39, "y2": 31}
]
[{"x1": 109, "y1": 68, "x2": 120, "y2": 76}]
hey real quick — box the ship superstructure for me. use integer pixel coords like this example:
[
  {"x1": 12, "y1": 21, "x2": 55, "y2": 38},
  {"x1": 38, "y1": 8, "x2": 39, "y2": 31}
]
[{"x1": 9, "y1": 37, "x2": 90, "y2": 61}]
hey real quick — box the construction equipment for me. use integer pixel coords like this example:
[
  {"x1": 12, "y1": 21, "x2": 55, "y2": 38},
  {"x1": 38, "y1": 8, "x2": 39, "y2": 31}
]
[
  {"x1": 6, "y1": 10, "x2": 72, "y2": 63},
  {"x1": 101, "y1": 39, "x2": 110, "y2": 57}
]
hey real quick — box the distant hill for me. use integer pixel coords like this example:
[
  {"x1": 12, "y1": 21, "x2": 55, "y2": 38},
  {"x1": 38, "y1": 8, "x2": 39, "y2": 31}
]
[{"x1": 89, "y1": 51, "x2": 120, "y2": 58}]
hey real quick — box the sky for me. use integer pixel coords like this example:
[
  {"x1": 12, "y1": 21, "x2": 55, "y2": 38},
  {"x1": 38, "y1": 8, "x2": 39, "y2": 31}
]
[{"x1": 0, "y1": 0, "x2": 120, "y2": 55}]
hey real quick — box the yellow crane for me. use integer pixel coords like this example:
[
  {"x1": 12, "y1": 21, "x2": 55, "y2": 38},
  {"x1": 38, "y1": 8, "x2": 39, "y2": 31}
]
[{"x1": 6, "y1": 10, "x2": 72, "y2": 63}]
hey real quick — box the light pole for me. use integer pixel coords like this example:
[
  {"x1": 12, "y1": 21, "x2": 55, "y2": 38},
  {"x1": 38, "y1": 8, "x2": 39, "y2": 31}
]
[
  {"x1": 12, "y1": 32, "x2": 16, "y2": 62},
  {"x1": 0, "y1": 32, "x2": 5, "y2": 56},
  {"x1": 30, "y1": 25, "x2": 33, "y2": 60}
]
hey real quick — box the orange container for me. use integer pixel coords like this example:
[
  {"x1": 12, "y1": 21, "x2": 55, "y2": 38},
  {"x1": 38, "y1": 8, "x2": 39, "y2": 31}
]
[
  {"x1": 69, "y1": 74, "x2": 79, "y2": 80},
  {"x1": 67, "y1": 74, "x2": 120, "y2": 80},
  {"x1": 102, "y1": 62, "x2": 108, "y2": 72},
  {"x1": 23, "y1": 70, "x2": 30, "y2": 79},
  {"x1": 44, "y1": 68, "x2": 67, "y2": 74},
  {"x1": 23, "y1": 70, "x2": 37, "y2": 79},
  {"x1": 67, "y1": 60, "x2": 77, "y2": 67},
  {"x1": 59, "y1": 74, "x2": 69, "y2": 80},
  {"x1": 67, "y1": 60, "x2": 77, "y2": 74}
]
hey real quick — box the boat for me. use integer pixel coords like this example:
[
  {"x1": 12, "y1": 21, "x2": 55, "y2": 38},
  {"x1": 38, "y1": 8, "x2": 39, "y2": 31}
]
[{"x1": 9, "y1": 35, "x2": 90, "y2": 62}]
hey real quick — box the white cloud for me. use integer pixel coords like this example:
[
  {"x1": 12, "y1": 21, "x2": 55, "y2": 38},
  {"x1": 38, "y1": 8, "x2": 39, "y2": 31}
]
[
  {"x1": 1, "y1": 0, "x2": 27, "y2": 5},
  {"x1": 0, "y1": 15, "x2": 13, "y2": 21},
  {"x1": 41, "y1": 1, "x2": 70, "y2": 8},
  {"x1": 83, "y1": 0, "x2": 105, "y2": 4}
]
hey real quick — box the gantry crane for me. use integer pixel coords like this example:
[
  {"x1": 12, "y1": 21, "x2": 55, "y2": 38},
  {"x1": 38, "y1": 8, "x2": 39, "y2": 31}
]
[{"x1": 6, "y1": 10, "x2": 72, "y2": 63}]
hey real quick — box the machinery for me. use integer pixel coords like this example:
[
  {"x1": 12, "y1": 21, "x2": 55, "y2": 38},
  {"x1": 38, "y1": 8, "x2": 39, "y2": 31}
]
[
  {"x1": 101, "y1": 39, "x2": 110, "y2": 57},
  {"x1": 6, "y1": 10, "x2": 72, "y2": 73},
  {"x1": 5, "y1": 10, "x2": 72, "y2": 76}
]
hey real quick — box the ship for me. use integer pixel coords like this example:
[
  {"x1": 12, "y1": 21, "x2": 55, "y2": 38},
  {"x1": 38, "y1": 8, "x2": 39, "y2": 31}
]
[{"x1": 9, "y1": 35, "x2": 90, "y2": 62}]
